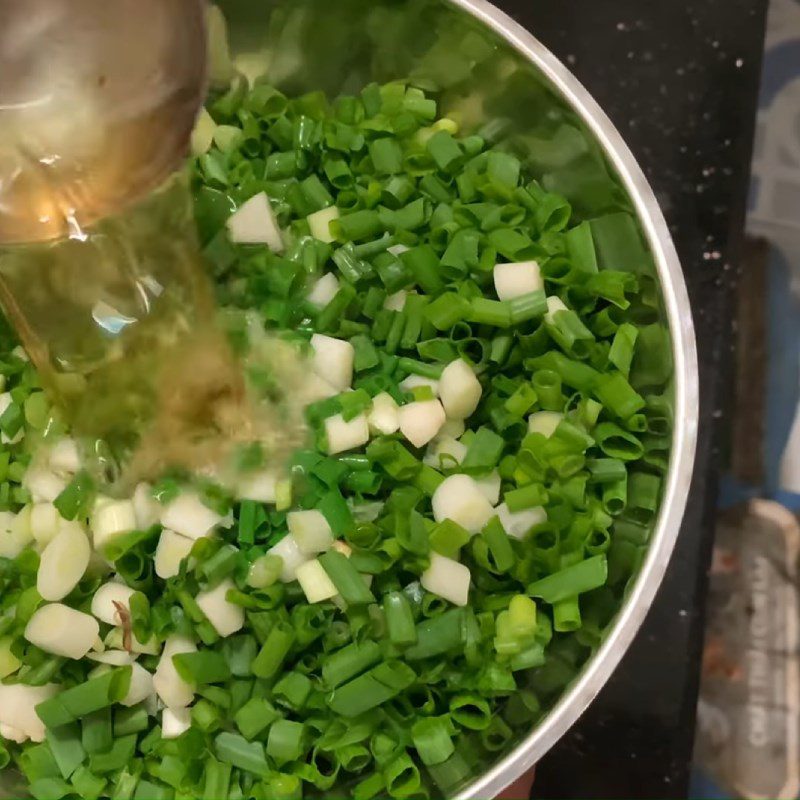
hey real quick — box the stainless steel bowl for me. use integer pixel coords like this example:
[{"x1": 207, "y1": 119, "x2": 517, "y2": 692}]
[
  {"x1": 0, "y1": 0, "x2": 698, "y2": 797},
  {"x1": 216, "y1": 0, "x2": 698, "y2": 794}
]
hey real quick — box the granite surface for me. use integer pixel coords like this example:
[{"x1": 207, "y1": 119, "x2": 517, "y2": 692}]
[{"x1": 491, "y1": 1, "x2": 769, "y2": 796}]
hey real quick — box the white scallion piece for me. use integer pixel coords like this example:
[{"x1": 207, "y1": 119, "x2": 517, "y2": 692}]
[
  {"x1": 0, "y1": 684, "x2": 58, "y2": 743},
  {"x1": 287, "y1": 510, "x2": 334, "y2": 555},
  {"x1": 24, "y1": 467, "x2": 66, "y2": 504},
  {"x1": 226, "y1": 192, "x2": 284, "y2": 252},
  {"x1": 423, "y1": 436, "x2": 467, "y2": 469},
  {"x1": 30, "y1": 503, "x2": 60, "y2": 547},
  {"x1": 162, "y1": 707, "x2": 192, "y2": 739},
  {"x1": 383, "y1": 290, "x2": 407, "y2": 312},
  {"x1": 431, "y1": 474, "x2": 494, "y2": 534},
  {"x1": 153, "y1": 635, "x2": 196, "y2": 709},
  {"x1": 237, "y1": 470, "x2": 278, "y2": 503},
  {"x1": 331, "y1": 540, "x2": 352, "y2": 557},
  {"x1": 132, "y1": 483, "x2": 160, "y2": 530},
  {"x1": 0, "y1": 724, "x2": 26, "y2": 744},
  {"x1": 48, "y1": 438, "x2": 81, "y2": 475},
  {"x1": 367, "y1": 392, "x2": 400, "y2": 436},
  {"x1": 190, "y1": 108, "x2": 216, "y2": 156},
  {"x1": 0, "y1": 637, "x2": 20, "y2": 679},
  {"x1": 474, "y1": 470, "x2": 502, "y2": 505},
  {"x1": 307, "y1": 207, "x2": 340, "y2": 244},
  {"x1": 160, "y1": 492, "x2": 222, "y2": 541},
  {"x1": 399, "y1": 399, "x2": 446, "y2": 449},
  {"x1": 421, "y1": 552, "x2": 471, "y2": 607},
  {"x1": 295, "y1": 559, "x2": 338, "y2": 604},
  {"x1": 90, "y1": 498, "x2": 137, "y2": 552},
  {"x1": 154, "y1": 530, "x2": 195, "y2": 580},
  {"x1": 25, "y1": 604, "x2": 99, "y2": 659},
  {"x1": 195, "y1": 578, "x2": 244, "y2": 638},
  {"x1": 387, "y1": 244, "x2": 410, "y2": 257},
  {"x1": 0, "y1": 508, "x2": 31, "y2": 559},
  {"x1": 439, "y1": 359, "x2": 482, "y2": 420},
  {"x1": 276, "y1": 481, "x2": 291, "y2": 512},
  {"x1": 399, "y1": 374, "x2": 439, "y2": 396},
  {"x1": 325, "y1": 413, "x2": 369, "y2": 455},
  {"x1": 544, "y1": 295, "x2": 569, "y2": 325},
  {"x1": 495, "y1": 502, "x2": 547, "y2": 540},
  {"x1": 310, "y1": 334, "x2": 354, "y2": 391},
  {"x1": 493, "y1": 261, "x2": 543, "y2": 301},
  {"x1": 58, "y1": 518, "x2": 87, "y2": 538},
  {"x1": 91, "y1": 582, "x2": 136, "y2": 626},
  {"x1": 37, "y1": 524, "x2": 91, "y2": 601},
  {"x1": 300, "y1": 374, "x2": 339, "y2": 405},
  {"x1": 527, "y1": 411, "x2": 563, "y2": 438},
  {"x1": 86, "y1": 650, "x2": 136, "y2": 667},
  {"x1": 247, "y1": 555, "x2": 281, "y2": 589},
  {"x1": 268, "y1": 534, "x2": 308, "y2": 582},
  {"x1": 306, "y1": 272, "x2": 340, "y2": 309},
  {"x1": 121, "y1": 663, "x2": 154, "y2": 707},
  {"x1": 437, "y1": 418, "x2": 466, "y2": 440}
]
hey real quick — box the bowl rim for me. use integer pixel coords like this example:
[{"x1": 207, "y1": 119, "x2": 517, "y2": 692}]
[{"x1": 447, "y1": 1, "x2": 700, "y2": 797}]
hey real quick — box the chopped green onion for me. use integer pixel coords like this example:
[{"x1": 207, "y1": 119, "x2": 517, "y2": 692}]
[
  {"x1": 322, "y1": 640, "x2": 382, "y2": 690},
  {"x1": 383, "y1": 591, "x2": 417, "y2": 646},
  {"x1": 53, "y1": 470, "x2": 95, "y2": 521},
  {"x1": 319, "y1": 550, "x2": 374, "y2": 605},
  {"x1": 36, "y1": 668, "x2": 132, "y2": 729},
  {"x1": 251, "y1": 621, "x2": 295, "y2": 679},
  {"x1": 527, "y1": 555, "x2": 608, "y2": 603},
  {"x1": 326, "y1": 660, "x2": 416, "y2": 717},
  {"x1": 412, "y1": 717, "x2": 455, "y2": 766},
  {"x1": 173, "y1": 650, "x2": 231, "y2": 684},
  {"x1": 214, "y1": 732, "x2": 270, "y2": 776},
  {"x1": 234, "y1": 697, "x2": 280, "y2": 740},
  {"x1": 267, "y1": 719, "x2": 306, "y2": 764},
  {"x1": 46, "y1": 723, "x2": 85, "y2": 780},
  {"x1": 81, "y1": 710, "x2": 112, "y2": 756},
  {"x1": 405, "y1": 609, "x2": 464, "y2": 661},
  {"x1": 468, "y1": 297, "x2": 511, "y2": 328}
]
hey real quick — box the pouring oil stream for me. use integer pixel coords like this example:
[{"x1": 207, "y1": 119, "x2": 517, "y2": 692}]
[{"x1": 0, "y1": 0, "x2": 307, "y2": 489}]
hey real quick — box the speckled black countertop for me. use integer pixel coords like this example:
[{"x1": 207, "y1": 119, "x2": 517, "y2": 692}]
[{"x1": 492, "y1": 1, "x2": 768, "y2": 796}]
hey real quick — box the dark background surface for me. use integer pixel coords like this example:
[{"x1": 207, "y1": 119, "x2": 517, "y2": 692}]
[{"x1": 492, "y1": 1, "x2": 769, "y2": 797}]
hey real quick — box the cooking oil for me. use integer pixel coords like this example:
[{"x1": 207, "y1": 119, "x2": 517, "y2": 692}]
[
  {"x1": 0, "y1": 174, "x2": 309, "y2": 490},
  {"x1": 0, "y1": 0, "x2": 309, "y2": 490}
]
